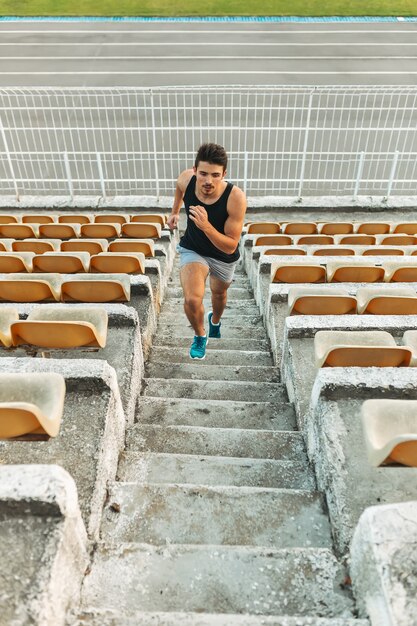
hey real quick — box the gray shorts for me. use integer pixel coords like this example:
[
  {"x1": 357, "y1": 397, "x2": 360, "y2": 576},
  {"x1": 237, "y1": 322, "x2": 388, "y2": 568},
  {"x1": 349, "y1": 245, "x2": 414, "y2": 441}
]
[{"x1": 177, "y1": 245, "x2": 238, "y2": 284}]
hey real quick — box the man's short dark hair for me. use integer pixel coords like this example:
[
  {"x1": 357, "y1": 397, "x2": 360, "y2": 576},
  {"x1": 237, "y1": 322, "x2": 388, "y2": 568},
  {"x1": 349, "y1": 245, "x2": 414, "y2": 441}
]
[{"x1": 195, "y1": 143, "x2": 227, "y2": 171}]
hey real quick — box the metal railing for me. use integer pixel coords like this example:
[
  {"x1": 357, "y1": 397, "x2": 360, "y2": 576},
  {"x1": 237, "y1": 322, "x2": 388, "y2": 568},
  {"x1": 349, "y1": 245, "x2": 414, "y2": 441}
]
[{"x1": 0, "y1": 86, "x2": 416, "y2": 200}]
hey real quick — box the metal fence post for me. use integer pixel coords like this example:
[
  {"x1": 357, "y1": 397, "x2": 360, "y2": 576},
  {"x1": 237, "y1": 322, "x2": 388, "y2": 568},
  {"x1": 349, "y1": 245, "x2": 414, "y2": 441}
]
[
  {"x1": 243, "y1": 152, "x2": 249, "y2": 195},
  {"x1": 96, "y1": 152, "x2": 106, "y2": 200},
  {"x1": 353, "y1": 152, "x2": 365, "y2": 199},
  {"x1": 149, "y1": 89, "x2": 160, "y2": 202},
  {"x1": 298, "y1": 92, "x2": 314, "y2": 199},
  {"x1": 0, "y1": 115, "x2": 19, "y2": 201},
  {"x1": 63, "y1": 152, "x2": 74, "y2": 201},
  {"x1": 386, "y1": 151, "x2": 399, "y2": 199}
]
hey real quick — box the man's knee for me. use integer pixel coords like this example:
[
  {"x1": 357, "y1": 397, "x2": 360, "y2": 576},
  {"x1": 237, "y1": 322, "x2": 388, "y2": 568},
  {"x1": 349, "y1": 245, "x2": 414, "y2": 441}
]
[{"x1": 184, "y1": 294, "x2": 203, "y2": 311}]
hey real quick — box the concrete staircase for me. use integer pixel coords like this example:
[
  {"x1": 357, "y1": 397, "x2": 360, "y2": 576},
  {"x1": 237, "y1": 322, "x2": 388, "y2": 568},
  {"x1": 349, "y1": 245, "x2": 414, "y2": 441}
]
[{"x1": 73, "y1": 259, "x2": 368, "y2": 625}]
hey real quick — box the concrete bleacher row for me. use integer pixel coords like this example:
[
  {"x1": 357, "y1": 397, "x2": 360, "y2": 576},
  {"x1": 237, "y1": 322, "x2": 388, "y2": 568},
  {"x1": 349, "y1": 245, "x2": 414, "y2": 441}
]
[
  {"x1": 0, "y1": 211, "x2": 179, "y2": 623},
  {"x1": 241, "y1": 219, "x2": 417, "y2": 625},
  {"x1": 0, "y1": 251, "x2": 146, "y2": 274},
  {"x1": 245, "y1": 220, "x2": 417, "y2": 235}
]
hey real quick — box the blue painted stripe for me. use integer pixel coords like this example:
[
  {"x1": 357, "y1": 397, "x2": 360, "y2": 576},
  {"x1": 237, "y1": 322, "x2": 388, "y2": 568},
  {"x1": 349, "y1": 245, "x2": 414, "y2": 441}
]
[{"x1": 0, "y1": 15, "x2": 416, "y2": 22}]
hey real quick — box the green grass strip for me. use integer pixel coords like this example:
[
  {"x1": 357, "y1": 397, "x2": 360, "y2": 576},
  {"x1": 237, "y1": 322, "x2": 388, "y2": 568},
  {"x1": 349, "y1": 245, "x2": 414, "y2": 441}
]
[{"x1": 0, "y1": 0, "x2": 416, "y2": 17}]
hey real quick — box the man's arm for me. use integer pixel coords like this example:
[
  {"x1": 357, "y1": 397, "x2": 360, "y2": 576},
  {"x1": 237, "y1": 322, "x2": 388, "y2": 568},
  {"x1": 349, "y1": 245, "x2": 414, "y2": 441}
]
[
  {"x1": 167, "y1": 169, "x2": 192, "y2": 230},
  {"x1": 188, "y1": 186, "x2": 247, "y2": 255}
]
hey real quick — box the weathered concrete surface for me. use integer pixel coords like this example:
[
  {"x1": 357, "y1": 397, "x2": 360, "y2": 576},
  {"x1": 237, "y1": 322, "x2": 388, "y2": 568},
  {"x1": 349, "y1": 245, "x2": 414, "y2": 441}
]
[
  {"x1": 127, "y1": 424, "x2": 309, "y2": 461},
  {"x1": 117, "y1": 452, "x2": 315, "y2": 490},
  {"x1": 102, "y1": 483, "x2": 331, "y2": 548},
  {"x1": 280, "y1": 315, "x2": 417, "y2": 429},
  {"x1": 0, "y1": 358, "x2": 124, "y2": 539},
  {"x1": 0, "y1": 465, "x2": 88, "y2": 626},
  {"x1": 136, "y1": 396, "x2": 296, "y2": 430},
  {"x1": 307, "y1": 369, "x2": 417, "y2": 555},
  {"x1": 149, "y1": 346, "x2": 273, "y2": 366},
  {"x1": 71, "y1": 612, "x2": 369, "y2": 626},
  {"x1": 81, "y1": 545, "x2": 355, "y2": 617},
  {"x1": 351, "y1": 501, "x2": 417, "y2": 626},
  {"x1": 145, "y1": 362, "x2": 280, "y2": 382}
]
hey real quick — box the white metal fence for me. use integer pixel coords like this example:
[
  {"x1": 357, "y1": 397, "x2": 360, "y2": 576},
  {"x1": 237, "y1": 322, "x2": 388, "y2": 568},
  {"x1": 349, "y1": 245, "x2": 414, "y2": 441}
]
[{"x1": 0, "y1": 86, "x2": 416, "y2": 200}]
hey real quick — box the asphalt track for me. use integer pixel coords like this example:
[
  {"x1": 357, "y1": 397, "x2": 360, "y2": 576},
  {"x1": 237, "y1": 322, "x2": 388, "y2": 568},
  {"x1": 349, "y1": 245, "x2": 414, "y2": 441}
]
[{"x1": 0, "y1": 20, "x2": 416, "y2": 87}]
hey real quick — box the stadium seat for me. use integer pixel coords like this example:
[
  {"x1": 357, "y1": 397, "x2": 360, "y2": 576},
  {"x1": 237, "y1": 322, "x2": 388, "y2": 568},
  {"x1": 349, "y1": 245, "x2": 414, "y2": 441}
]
[
  {"x1": 80, "y1": 223, "x2": 121, "y2": 239},
  {"x1": 121, "y1": 223, "x2": 161, "y2": 239},
  {"x1": 0, "y1": 215, "x2": 18, "y2": 224},
  {"x1": 130, "y1": 213, "x2": 167, "y2": 226},
  {"x1": 32, "y1": 252, "x2": 90, "y2": 274},
  {"x1": 384, "y1": 261, "x2": 417, "y2": 282},
  {"x1": 0, "y1": 224, "x2": 38, "y2": 239},
  {"x1": 254, "y1": 235, "x2": 292, "y2": 246},
  {"x1": 39, "y1": 224, "x2": 80, "y2": 239},
  {"x1": 0, "y1": 240, "x2": 12, "y2": 252},
  {"x1": 288, "y1": 286, "x2": 357, "y2": 315},
  {"x1": 361, "y1": 399, "x2": 417, "y2": 467},
  {"x1": 335, "y1": 234, "x2": 377, "y2": 246},
  {"x1": 263, "y1": 247, "x2": 306, "y2": 256},
  {"x1": 0, "y1": 307, "x2": 19, "y2": 347},
  {"x1": 314, "y1": 330, "x2": 412, "y2": 368},
  {"x1": 271, "y1": 261, "x2": 326, "y2": 284},
  {"x1": 61, "y1": 274, "x2": 130, "y2": 303},
  {"x1": 90, "y1": 252, "x2": 145, "y2": 275},
  {"x1": 318, "y1": 222, "x2": 353, "y2": 235},
  {"x1": 355, "y1": 222, "x2": 391, "y2": 235},
  {"x1": 357, "y1": 286, "x2": 417, "y2": 315},
  {"x1": 0, "y1": 274, "x2": 61, "y2": 302},
  {"x1": 0, "y1": 252, "x2": 34, "y2": 273},
  {"x1": 0, "y1": 372, "x2": 65, "y2": 439},
  {"x1": 393, "y1": 223, "x2": 417, "y2": 235},
  {"x1": 312, "y1": 247, "x2": 355, "y2": 256},
  {"x1": 58, "y1": 214, "x2": 91, "y2": 224},
  {"x1": 247, "y1": 222, "x2": 280, "y2": 234},
  {"x1": 362, "y1": 247, "x2": 405, "y2": 256},
  {"x1": 294, "y1": 235, "x2": 334, "y2": 246},
  {"x1": 378, "y1": 235, "x2": 417, "y2": 246},
  {"x1": 12, "y1": 239, "x2": 60, "y2": 254},
  {"x1": 60, "y1": 239, "x2": 108, "y2": 255},
  {"x1": 282, "y1": 222, "x2": 317, "y2": 235},
  {"x1": 94, "y1": 214, "x2": 129, "y2": 225},
  {"x1": 21, "y1": 214, "x2": 56, "y2": 224},
  {"x1": 327, "y1": 261, "x2": 385, "y2": 283},
  {"x1": 403, "y1": 330, "x2": 417, "y2": 367},
  {"x1": 108, "y1": 239, "x2": 155, "y2": 257},
  {"x1": 11, "y1": 305, "x2": 108, "y2": 349}
]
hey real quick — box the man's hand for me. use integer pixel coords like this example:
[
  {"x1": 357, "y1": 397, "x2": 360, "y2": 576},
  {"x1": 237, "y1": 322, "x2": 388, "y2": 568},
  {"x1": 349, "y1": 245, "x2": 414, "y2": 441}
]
[
  {"x1": 189, "y1": 205, "x2": 210, "y2": 232},
  {"x1": 167, "y1": 213, "x2": 179, "y2": 230}
]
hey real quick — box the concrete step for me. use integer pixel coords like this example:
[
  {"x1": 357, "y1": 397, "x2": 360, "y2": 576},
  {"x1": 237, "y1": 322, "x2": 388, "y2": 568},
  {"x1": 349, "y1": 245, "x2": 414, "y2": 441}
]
[
  {"x1": 156, "y1": 325, "x2": 267, "y2": 340},
  {"x1": 126, "y1": 425, "x2": 308, "y2": 461},
  {"x1": 73, "y1": 612, "x2": 369, "y2": 626},
  {"x1": 117, "y1": 453, "x2": 314, "y2": 489},
  {"x1": 136, "y1": 397, "x2": 296, "y2": 430},
  {"x1": 153, "y1": 336, "x2": 270, "y2": 352},
  {"x1": 166, "y1": 286, "x2": 253, "y2": 300},
  {"x1": 148, "y1": 347, "x2": 274, "y2": 367},
  {"x1": 145, "y1": 363, "x2": 280, "y2": 383},
  {"x1": 81, "y1": 545, "x2": 355, "y2": 617},
  {"x1": 142, "y1": 378, "x2": 287, "y2": 403},
  {"x1": 102, "y1": 483, "x2": 331, "y2": 548},
  {"x1": 158, "y1": 311, "x2": 264, "y2": 324},
  {"x1": 164, "y1": 299, "x2": 261, "y2": 314}
]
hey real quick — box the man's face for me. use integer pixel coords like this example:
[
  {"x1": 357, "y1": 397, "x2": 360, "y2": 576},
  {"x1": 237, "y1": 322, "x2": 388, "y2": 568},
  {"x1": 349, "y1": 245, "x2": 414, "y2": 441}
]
[{"x1": 194, "y1": 161, "x2": 226, "y2": 199}]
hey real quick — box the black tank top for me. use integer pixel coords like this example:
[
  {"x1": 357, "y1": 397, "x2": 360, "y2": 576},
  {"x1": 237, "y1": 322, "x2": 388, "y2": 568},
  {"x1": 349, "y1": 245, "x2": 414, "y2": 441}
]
[{"x1": 179, "y1": 175, "x2": 240, "y2": 263}]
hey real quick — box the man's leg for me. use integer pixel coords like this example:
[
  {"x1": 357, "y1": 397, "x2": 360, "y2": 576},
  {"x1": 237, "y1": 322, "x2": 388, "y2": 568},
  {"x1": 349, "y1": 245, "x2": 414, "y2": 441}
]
[
  {"x1": 180, "y1": 262, "x2": 209, "y2": 336},
  {"x1": 209, "y1": 274, "x2": 231, "y2": 324}
]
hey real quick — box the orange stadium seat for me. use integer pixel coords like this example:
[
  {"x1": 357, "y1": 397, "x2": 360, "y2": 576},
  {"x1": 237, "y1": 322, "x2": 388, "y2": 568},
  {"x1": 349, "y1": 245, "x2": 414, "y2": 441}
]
[{"x1": 247, "y1": 222, "x2": 280, "y2": 235}]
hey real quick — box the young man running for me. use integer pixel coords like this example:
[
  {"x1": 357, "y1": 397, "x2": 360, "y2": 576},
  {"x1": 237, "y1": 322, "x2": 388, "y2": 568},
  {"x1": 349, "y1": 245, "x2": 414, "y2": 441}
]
[{"x1": 167, "y1": 143, "x2": 247, "y2": 360}]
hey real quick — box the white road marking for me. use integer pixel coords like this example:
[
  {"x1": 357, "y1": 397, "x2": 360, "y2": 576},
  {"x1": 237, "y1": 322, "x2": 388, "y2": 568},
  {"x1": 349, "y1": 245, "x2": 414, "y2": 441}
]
[
  {"x1": 0, "y1": 70, "x2": 416, "y2": 75},
  {"x1": 0, "y1": 42, "x2": 416, "y2": 46},
  {"x1": 0, "y1": 29, "x2": 416, "y2": 34},
  {"x1": 1, "y1": 56, "x2": 416, "y2": 60}
]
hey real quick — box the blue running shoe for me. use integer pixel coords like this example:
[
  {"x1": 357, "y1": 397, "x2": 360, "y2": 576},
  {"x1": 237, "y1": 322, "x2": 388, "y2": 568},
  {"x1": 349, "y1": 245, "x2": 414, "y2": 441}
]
[
  {"x1": 208, "y1": 311, "x2": 221, "y2": 339},
  {"x1": 190, "y1": 335, "x2": 208, "y2": 360}
]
